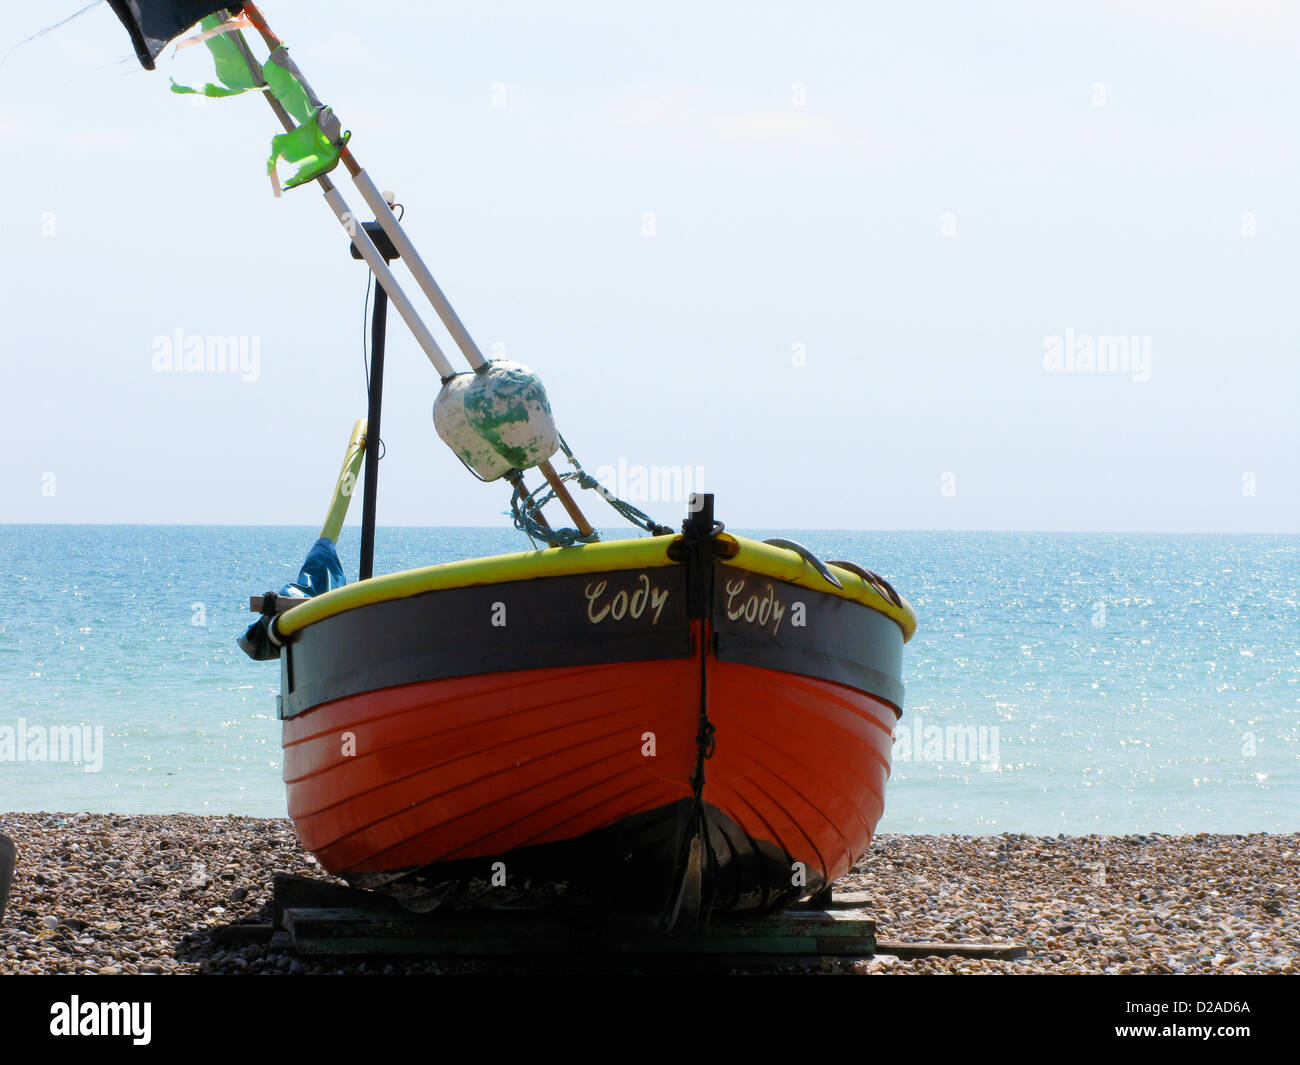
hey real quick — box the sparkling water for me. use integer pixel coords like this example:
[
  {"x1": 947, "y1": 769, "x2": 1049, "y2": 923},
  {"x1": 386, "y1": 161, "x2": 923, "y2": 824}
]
[{"x1": 1, "y1": 526, "x2": 1296, "y2": 833}]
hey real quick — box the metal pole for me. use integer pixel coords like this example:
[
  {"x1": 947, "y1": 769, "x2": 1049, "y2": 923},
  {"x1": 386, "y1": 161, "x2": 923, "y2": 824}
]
[
  {"x1": 231, "y1": 4, "x2": 598, "y2": 538},
  {"x1": 359, "y1": 282, "x2": 388, "y2": 580},
  {"x1": 240, "y1": 2, "x2": 487, "y2": 370},
  {"x1": 222, "y1": 14, "x2": 457, "y2": 380},
  {"x1": 350, "y1": 168, "x2": 486, "y2": 368},
  {"x1": 317, "y1": 184, "x2": 455, "y2": 378}
]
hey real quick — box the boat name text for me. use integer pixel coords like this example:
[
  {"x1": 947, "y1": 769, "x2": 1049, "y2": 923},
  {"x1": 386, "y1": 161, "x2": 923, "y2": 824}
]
[
  {"x1": 585, "y1": 574, "x2": 670, "y2": 626},
  {"x1": 724, "y1": 579, "x2": 797, "y2": 635}
]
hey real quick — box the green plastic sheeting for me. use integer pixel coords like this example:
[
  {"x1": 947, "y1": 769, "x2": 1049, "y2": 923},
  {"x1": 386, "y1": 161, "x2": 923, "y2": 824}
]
[
  {"x1": 168, "y1": 20, "x2": 312, "y2": 124},
  {"x1": 268, "y1": 107, "x2": 351, "y2": 189},
  {"x1": 261, "y1": 47, "x2": 313, "y2": 125},
  {"x1": 169, "y1": 15, "x2": 259, "y2": 99},
  {"x1": 170, "y1": 26, "x2": 312, "y2": 125},
  {"x1": 166, "y1": 16, "x2": 346, "y2": 190}
]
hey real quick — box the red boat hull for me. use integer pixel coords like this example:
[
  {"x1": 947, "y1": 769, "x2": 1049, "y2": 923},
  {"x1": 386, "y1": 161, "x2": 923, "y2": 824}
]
[
  {"x1": 282, "y1": 625, "x2": 897, "y2": 914},
  {"x1": 272, "y1": 529, "x2": 911, "y2": 919}
]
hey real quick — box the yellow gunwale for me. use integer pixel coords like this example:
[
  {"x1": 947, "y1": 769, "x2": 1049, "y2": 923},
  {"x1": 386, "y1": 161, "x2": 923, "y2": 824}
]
[
  {"x1": 274, "y1": 536, "x2": 680, "y2": 637},
  {"x1": 274, "y1": 533, "x2": 917, "y2": 642},
  {"x1": 718, "y1": 535, "x2": 917, "y2": 641}
]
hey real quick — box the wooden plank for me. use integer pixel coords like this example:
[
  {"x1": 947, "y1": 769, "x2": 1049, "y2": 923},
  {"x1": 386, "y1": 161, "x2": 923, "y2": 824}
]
[
  {"x1": 0, "y1": 834, "x2": 15, "y2": 925},
  {"x1": 271, "y1": 872, "x2": 405, "y2": 929},
  {"x1": 823, "y1": 907, "x2": 1024, "y2": 959},
  {"x1": 272, "y1": 892, "x2": 1024, "y2": 962},
  {"x1": 250, "y1": 595, "x2": 309, "y2": 615},
  {"x1": 281, "y1": 906, "x2": 877, "y2": 958},
  {"x1": 792, "y1": 890, "x2": 875, "y2": 911},
  {"x1": 605, "y1": 908, "x2": 875, "y2": 955},
  {"x1": 211, "y1": 922, "x2": 275, "y2": 946},
  {"x1": 283, "y1": 907, "x2": 572, "y2": 942},
  {"x1": 875, "y1": 940, "x2": 1027, "y2": 960}
]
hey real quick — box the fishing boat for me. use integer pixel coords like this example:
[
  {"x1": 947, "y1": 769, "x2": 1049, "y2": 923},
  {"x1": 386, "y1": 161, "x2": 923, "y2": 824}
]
[{"x1": 105, "y1": 1, "x2": 917, "y2": 928}]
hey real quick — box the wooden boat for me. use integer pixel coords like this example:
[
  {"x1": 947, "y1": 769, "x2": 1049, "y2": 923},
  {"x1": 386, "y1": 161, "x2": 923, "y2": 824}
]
[
  {"x1": 268, "y1": 499, "x2": 915, "y2": 923},
  {"x1": 99, "y1": 1, "x2": 918, "y2": 929}
]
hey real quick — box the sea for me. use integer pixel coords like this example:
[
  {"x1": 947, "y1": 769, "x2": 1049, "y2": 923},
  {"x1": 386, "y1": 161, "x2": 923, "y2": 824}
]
[{"x1": 1, "y1": 526, "x2": 1296, "y2": 835}]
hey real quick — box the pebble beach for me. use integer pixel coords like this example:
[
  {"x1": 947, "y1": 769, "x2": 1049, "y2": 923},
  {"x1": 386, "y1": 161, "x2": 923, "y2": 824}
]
[{"x1": 0, "y1": 812, "x2": 1295, "y2": 975}]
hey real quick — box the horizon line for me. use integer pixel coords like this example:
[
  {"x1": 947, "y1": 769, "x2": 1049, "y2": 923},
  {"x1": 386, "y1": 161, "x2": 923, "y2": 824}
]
[{"x1": 0, "y1": 522, "x2": 1295, "y2": 537}]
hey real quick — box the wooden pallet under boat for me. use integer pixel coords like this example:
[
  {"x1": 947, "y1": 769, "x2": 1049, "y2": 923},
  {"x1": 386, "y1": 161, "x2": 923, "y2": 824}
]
[{"x1": 269, "y1": 505, "x2": 916, "y2": 928}]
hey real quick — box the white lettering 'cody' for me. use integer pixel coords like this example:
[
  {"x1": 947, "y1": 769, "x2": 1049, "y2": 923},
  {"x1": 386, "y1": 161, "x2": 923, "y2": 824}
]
[
  {"x1": 723, "y1": 578, "x2": 787, "y2": 635},
  {"x1": 584, "y1": 573, "x2": 670, "y2": 626}
]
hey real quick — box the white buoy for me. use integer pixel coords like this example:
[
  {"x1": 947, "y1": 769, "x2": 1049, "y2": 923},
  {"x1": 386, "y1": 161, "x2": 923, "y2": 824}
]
[
  {"x1": 462, "y1": 361, "x2": 559, "y2": 472},
  {"x1": 433, "y1": 372, "x2": 515, "y2": 481}
]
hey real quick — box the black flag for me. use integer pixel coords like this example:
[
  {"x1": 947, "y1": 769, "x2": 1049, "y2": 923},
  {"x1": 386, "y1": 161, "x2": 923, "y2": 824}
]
[{"x1": 108, "y1": 0, "x2": 244, "y2": 70}]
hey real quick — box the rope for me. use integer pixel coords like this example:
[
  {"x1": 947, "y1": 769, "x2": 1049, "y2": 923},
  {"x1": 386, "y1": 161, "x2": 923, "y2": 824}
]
[
  {"x1": 508, "y1": 475, "x2": 596, "y2": 548},
  {"x1": 556, "y1": 435, "x2": 675, "y2": 536},
  {"x1": 1, "y1": 2, "x2": 103, "y2": 70},
  {"x1": 664, "y1": 508, "x2": 723, "y2": 930},
  {"x1": 508, "y1": 435, "x2": 674, "y2": 548}
]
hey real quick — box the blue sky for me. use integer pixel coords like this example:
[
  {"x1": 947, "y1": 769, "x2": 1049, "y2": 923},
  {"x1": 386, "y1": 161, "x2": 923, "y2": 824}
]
[{"x1": 1, "y1": 0, "x2": 1296, "y2": 531}]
